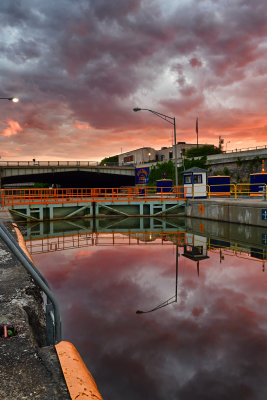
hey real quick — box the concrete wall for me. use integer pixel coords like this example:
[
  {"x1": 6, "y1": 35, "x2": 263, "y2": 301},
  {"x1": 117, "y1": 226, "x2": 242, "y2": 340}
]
[
  {"x1": 207, "y1": 148, "x2": 267, "y2": 181},
  {"x1": 186, "y1": 198, "x2": 267, "y2": 227}
]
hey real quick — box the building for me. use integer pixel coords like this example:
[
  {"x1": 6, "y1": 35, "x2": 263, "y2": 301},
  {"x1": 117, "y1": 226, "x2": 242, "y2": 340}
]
[{"x1": 118, "y1": 143, "x2": 199, "y2": 166}]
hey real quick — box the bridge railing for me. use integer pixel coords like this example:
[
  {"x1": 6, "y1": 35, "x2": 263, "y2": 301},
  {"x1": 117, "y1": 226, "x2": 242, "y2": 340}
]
[
  {"x1": 0, "y1": 160, "x2": 120, "y2": 167},
  {"x1": 0, "y1": 186, "x2": 186, "y2": 206}
]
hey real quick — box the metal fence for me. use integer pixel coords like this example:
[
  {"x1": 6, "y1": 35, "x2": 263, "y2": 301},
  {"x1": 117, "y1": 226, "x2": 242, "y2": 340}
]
[
  {"x1": 0, "y1": 184, "x2": 266, "y2": 207},
  {"x1": 0, "y1": 186, "x2": 187, "y2": 206},
  {"x1": 0, "y1": 222, "x2": 61, "y2": 345}
]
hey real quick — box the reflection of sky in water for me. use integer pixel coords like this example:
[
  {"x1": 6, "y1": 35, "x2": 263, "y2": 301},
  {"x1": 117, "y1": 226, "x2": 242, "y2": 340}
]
[{"x1": 34, "y1": 242, "x2": 267, "y2": 400}]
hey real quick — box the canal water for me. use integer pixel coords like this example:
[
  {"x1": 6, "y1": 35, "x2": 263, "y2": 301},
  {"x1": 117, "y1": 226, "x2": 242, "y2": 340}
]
[{"x1": 19, "y1": 217, "x2": 267, "y2": 399}]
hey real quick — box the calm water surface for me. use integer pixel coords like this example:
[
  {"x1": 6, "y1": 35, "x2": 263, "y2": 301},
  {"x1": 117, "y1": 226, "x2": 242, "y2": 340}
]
[{"x1": 24, "y1": 220, "x2": 267, "y2": 400}]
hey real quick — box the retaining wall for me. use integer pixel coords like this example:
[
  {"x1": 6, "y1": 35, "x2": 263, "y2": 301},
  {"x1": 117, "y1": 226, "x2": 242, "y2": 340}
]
[{"x1": 186, "y1": 198, "x2": 267, "y2": 227}]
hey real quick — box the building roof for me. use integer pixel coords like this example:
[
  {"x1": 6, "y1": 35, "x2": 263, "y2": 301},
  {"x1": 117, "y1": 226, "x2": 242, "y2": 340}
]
[{"x1": 182, "y1": 167, "x2": 208, "y2": 174}]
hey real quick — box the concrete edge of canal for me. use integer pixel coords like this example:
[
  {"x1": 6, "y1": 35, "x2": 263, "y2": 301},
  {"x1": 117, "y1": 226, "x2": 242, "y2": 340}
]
[
  {"x1": 186, "y1": 198, "x2": 267, "y2": 227},
  {"x1": 0, "y1": 209, "x2": 103, "y2": 400}
]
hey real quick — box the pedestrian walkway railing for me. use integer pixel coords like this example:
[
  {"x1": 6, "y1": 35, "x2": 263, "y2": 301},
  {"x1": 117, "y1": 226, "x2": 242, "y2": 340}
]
[
  {"x1": 0, "y1": 160, "x2": 117, "y2": 167},
  {"x1": 0, "y1": 186, "x2": 186, "y2": 206},
  {"x1": 1, "y1": 184, "x2": 266, "y2": 206},
  {"x1": 0, "y1": 222, "x2": 61, "y2": 345}
]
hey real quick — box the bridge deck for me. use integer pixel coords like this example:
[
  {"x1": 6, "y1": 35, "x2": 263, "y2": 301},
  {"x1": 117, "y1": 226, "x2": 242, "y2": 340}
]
[{"x1": 1, "y1": 187, "x2": 186, "y2": 220}]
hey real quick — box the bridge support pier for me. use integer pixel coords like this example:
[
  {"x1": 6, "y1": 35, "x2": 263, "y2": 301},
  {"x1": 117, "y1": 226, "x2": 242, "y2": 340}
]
[{"x1": 7, "y1": 200, "x2": 186, "y2": 221}]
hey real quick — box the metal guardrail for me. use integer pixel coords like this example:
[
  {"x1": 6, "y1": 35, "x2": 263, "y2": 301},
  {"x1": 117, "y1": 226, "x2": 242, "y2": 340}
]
[
  {"x1": 0, "y1": 160, "x2": 120, "y2": 167},
  {"x1": 207, "y1": 183, "x2": 267, "y2": 199},
  {"x1": 223, "y1": 144, "x2": 267, "y2": 154},
  {"x1": 0, "y1": 222, "x2": 61, "y2": 345},
  {"x1": 0, "y1": 186, "x2": 187, "y2": 206},
  {"x1": 0, "y1": 184, "x2": 266, "y2": 207}
]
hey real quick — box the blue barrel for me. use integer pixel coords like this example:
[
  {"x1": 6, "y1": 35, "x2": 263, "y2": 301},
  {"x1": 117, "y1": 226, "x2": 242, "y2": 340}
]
[
  {"x1": 157, "y1": 179, "x2": 173, "y2": 193},
  {"x1": 250, "y1": 173, "x2": 267, "y2": 194},
  {"x1": 208, "y1": 176, "x2": 230, "y2": 194}
]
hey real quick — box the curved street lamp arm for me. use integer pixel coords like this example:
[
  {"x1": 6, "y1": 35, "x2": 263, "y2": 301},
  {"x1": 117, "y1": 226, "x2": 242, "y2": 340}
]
[
  {"x1": 136, "y1": 294, "x2": 177, "y2": 314},
  {"x1": 134, "y1": 108, "x2": 174, "y2": 125}
]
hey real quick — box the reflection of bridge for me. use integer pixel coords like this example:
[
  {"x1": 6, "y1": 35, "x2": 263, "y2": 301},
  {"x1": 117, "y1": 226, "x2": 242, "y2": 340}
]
[
  {"x1": 0, "y1": 161, "x2": 135, "y2": 188},
  {"x1": 21, "y1": 216, "x2": 267, "y2": 266},
  {"x1": 25, "y1": 230, "x2": 267, "y2": 268},
  {"x1": 25, "y1": 231, "x2": 186, "y2": 254}
]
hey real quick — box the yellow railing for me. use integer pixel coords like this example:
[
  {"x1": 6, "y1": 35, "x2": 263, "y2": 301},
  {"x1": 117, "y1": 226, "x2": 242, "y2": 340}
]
[{"x1": 207, "y1": 183, "x2": 267, "y2": 199}]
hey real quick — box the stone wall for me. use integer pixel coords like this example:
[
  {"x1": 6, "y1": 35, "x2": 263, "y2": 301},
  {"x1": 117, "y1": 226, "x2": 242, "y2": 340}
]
[{"x1": 208, "y1": 158, "x2": 263, "y2": 182}]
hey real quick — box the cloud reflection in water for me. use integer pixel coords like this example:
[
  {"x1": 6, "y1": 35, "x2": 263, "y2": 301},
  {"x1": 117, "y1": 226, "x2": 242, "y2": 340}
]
[{"x1": 35, "y1": 245, "x2": 267, "y2": 400}]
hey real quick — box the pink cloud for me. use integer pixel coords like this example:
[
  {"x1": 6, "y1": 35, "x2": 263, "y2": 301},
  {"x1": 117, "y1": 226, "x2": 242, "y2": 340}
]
[{"x1": 1, "y1": 120, "x2": 22, "y2": 137}]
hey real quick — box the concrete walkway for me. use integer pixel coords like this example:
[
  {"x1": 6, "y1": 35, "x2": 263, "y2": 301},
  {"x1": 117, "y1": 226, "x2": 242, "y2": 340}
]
[{"x1": 0, "y1": 209, "x2": 70, "y2": 400}]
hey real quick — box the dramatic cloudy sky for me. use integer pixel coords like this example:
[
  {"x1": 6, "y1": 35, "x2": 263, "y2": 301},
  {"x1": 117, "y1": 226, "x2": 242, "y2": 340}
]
[{"x1": 1, "y1": 0, "x2": 267, "y2": 161}]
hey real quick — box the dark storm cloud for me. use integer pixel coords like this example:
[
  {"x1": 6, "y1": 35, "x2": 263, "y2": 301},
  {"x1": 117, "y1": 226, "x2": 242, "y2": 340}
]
[{"x1": 1, "y1": 0, "x2": 267, "y2": 159}]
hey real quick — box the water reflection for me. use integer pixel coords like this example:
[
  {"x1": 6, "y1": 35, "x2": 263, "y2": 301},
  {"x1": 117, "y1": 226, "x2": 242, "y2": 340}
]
[{"x1": 18, "y1": 217, "x2": 267, "y2": 399}]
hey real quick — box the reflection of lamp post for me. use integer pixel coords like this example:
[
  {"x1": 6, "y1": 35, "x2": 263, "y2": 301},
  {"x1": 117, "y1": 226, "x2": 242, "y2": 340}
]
[
  {"x1": 133, "y1": 107, "x2": 178, "y2": 187},
  {"x1": 0, "y1": 97, "x2": 19, "y2": 102},
  {"x1": 136, "y1": 246, "x2": 179, "y2": 314}
]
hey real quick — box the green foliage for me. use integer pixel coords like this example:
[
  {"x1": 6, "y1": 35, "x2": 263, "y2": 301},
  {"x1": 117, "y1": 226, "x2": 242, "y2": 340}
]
[
  {"x1": 214, "y1": 167, "x2": 230, "y2": 176},
  {"x1": 148, "y1": 157, "x2": 209, "y2": 186},
  {"x1": 148, "y1": 161, "x2": 175, "y2": 185},
  {"x1": 100, "y1": 155, "x2": 119, "y2": 166},
  {"x1": 33, "y1": 182, "x2": 50, "y2": 188},
  {"x1": 236, "y1": 157, "x2": 243, "y2": 167},
  {"x1": 185, "y1": 145, "x2": 222, "y2": 158},
  {"x1": 183, "y1": 156, "x2": 209, "y2": 171},
  {"x1": 249, "y1": 156, "x2": 261, "y2": 171}
]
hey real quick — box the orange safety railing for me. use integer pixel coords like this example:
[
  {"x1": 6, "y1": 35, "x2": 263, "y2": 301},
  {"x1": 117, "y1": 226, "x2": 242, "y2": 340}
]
[{"x1": 0, "y1": 186, "x2": 186, "y2": 207}]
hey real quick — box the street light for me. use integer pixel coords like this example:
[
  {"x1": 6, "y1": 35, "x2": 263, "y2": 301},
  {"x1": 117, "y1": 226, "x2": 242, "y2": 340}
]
[
  {"x1": 0, "y1": 97, "x2": 19, "y2": 102},
  {"x1": 133, "y1": 107, "x2": 178, "y2": 187}
]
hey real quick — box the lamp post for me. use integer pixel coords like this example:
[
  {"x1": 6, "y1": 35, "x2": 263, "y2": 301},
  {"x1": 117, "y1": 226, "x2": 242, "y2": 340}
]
[
  {"x1": 0, "y1": 97, "x2": 19, "y2": 102},
  {"x1": 0, "y1": 97, "x2": 19, "y2": 188},
  {"x1": 133, "y1": 107, "x2": 178, "y2": 187}
]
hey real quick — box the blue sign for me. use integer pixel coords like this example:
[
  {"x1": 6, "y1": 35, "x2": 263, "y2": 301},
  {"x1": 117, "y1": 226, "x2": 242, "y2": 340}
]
[
  {"x1": 135, "y1": 167, "x2": 149, "y2": 185},
  {"x1": 262, "y1": 209, "x2": 267, "y2": 221}
]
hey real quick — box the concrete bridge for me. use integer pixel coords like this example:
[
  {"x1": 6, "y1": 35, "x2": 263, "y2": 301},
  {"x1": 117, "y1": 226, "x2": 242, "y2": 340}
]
[{"x1": 0, "y1": 161, "x2": 135, "y2": 188}]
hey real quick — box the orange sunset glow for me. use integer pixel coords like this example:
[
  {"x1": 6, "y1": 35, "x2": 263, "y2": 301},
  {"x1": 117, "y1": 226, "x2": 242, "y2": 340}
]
[{"x1": 0, "y1": 0, "x2": 266, "y2": 161}]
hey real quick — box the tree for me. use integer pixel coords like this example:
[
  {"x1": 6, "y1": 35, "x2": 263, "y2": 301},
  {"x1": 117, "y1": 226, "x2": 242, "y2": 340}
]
[
  {"x1": 148, "y1": 161, "x2": 175, "y2": 185},
  {"x1": 148, "y1": 157, "x2": 210, "y2": 186},
  {"x1": 99, "y1": 155, "x2": 119, "y2": 166},
  {"x1": 185, "y1": 145, "x2": 222, "y2": 158}
]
